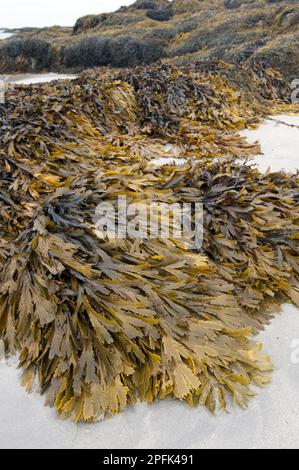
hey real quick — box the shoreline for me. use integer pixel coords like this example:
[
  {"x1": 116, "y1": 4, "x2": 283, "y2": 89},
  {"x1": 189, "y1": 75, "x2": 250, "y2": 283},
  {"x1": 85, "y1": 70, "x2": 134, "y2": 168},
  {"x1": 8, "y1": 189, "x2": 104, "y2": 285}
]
[{"x1": 0, "y1": 72, "x2": 77, "y2": 85}]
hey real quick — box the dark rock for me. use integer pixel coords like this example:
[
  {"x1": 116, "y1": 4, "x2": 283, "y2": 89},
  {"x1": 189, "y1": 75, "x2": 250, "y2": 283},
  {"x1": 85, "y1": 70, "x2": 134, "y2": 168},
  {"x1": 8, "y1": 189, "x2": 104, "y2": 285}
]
[
  {"x1": 224, "y1": 0, "x2": 254, "y2": 9},
  {"x1": 113, "y1": 37, "x2": 165, "y2": 66},
  {"x1": 132, "y1": 0, "x2": 169, "y2": 9},
  {"x1": 146, "y1": 8, "x2": 173, "y2": 22},
  {"x1": 0, "y1": 0, "x2": 297, "y2": 79},
  {"x1": 62, "y1": 37, "x2": 112, "y2": 68},
  {"x1": 62, "y1": 36, "x2": 165, "y2": 69},
  {"x1": 0, "y1": 38, "x2": 55, "y2": 72}
]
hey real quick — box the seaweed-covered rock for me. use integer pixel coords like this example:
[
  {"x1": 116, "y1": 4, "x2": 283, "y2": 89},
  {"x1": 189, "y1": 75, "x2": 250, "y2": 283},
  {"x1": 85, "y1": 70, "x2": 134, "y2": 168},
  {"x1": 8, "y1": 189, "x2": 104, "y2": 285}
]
[
  {"x1": 146, "y1": 8, "x2": 173, "y2": 22},
  {"x1": 62, "y1": 36, "x2": 165, "y2": 69},
  {"x1": 133, "y1": 0, "x2": 169, "y2": 9},
  {"x1": 62, "y1": 37, "x2": 112, "y2": 68},
  {"x1": 73, "y1": 15, "x2": 102, "y2": 34},
  {"x1": 0, "y1": 0, "x2": 298, "y2": 83},
  {"x1": 73, "y1": 12, "x2": 144, "y2": 34},
  {"x1": 110, "y1": 36, "x2": 165, "y2": 66},
  {"x1": 0, "y1": 38, "x2": 55, "y2": 73},
  {"x1": 224, "y1": 0, "x2": 255, "y2": 9}
]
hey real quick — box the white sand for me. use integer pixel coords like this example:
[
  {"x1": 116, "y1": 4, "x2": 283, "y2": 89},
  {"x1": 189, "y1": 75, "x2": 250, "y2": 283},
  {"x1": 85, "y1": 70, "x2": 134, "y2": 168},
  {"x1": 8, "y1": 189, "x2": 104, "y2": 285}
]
[
  {"x1": 2, "y1": 73, "x2": 77, "y2": 85},
  {"x1": 241, "y1": 115, "x2": 299, "y2": 173},
  {"x1": 0, "y1": 115, "x2": 298, "y2": 449},
  {"x1": 150, "y1": 114, "x2": 299, "y2": 171},
  {"x1": 150, "y1": 156, "x2": 186, "y2": 166}
]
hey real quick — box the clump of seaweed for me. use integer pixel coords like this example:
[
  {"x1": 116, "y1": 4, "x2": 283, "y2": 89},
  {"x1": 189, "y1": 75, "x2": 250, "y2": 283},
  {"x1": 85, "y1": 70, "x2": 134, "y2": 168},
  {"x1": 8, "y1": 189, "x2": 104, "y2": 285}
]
[{"x1": 0, "y1": 61, "x2": 298, "y2": 421}]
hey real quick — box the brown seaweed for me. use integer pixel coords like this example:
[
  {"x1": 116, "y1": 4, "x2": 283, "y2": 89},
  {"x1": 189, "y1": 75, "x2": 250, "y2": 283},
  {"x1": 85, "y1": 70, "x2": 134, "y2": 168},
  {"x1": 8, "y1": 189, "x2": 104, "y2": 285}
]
[{"x1": 0, "y1": 61, "x2": 298, "y2": 421}]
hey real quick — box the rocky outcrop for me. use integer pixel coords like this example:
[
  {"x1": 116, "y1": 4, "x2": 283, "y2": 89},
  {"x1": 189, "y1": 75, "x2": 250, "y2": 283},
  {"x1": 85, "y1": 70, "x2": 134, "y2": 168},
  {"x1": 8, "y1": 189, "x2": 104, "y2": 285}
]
[
  {"x1": 0, "y1": 0, "x2": 298, "y2": 78},
  {"x1": 0, "y1": 37, "x2": 56, "y2": 73}
]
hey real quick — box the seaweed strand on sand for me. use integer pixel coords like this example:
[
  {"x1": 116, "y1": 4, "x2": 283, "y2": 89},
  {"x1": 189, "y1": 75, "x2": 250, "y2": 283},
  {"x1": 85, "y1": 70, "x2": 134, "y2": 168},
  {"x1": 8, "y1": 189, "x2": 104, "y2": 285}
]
[{"x1": 0, "y1": 61, "x2": 298, "y2": 421}]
